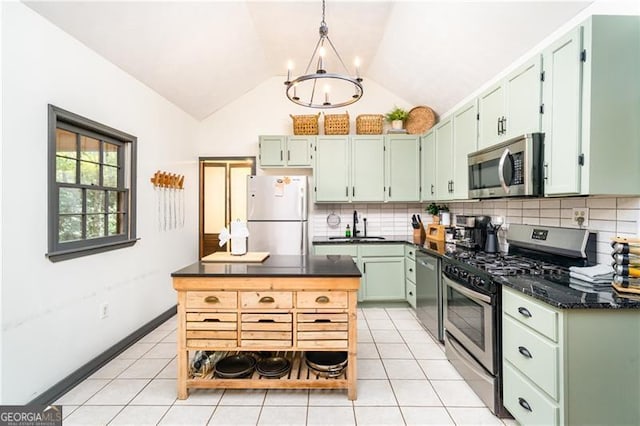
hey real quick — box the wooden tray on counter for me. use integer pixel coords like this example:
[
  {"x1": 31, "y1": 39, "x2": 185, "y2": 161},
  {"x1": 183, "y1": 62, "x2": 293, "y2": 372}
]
[{"x1": 202, "y1": 252, "x2": 270, "y2": 263}]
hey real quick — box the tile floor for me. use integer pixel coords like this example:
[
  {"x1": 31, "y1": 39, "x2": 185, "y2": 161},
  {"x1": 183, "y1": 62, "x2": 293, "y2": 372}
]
[{"x1": 56, "y1": 306, "x2": 518, "y2": 425}]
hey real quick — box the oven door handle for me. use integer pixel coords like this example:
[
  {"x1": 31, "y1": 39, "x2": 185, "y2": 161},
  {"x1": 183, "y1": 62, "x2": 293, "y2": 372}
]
[
  {"x1": 444, "y1": 275, "x2": 492, "y2": 304},
  {"x1": 498, "y1": 148, "x2": 511, "y2": 195}
]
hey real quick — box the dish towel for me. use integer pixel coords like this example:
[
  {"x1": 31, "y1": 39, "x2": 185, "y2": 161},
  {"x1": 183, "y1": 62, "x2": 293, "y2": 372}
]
[{"x1": 569, "y1": 264, "x2": 614, "y2": 283}]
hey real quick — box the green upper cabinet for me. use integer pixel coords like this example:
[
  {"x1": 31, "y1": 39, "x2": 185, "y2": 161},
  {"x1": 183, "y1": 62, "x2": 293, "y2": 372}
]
[
  {"x1": 259, "y1": 135, "x2": 314, "y2": 168},
  {"x1": 314, "y1": 136, "x2": 350, "y2": 202},
  {"x1": 385, "y1": 134, "x2": 420, "y2": 202},
  {"x1": 352, "y1": 136, "x2": 385, "y2": 202},
  {"x1": 478, "y1": 84, "x2": 505, "y2": 149},
  {"x1": 420, "y1": 130, "x2": 436, "y2": 202},
  {"x1": 542, "y1": 15, "x2": 640, "y2": 196},
  {"x1": 435, "y1": 117, "x2": 454, "y2": 199},
  {"x1": 478, "y1": 56, "x2": 542, "y2": 149},
  {"x1": 258, "y1": 135, "x2": 286, "y2": 167},
  {"x1": 541, "y1": 27, "x2": 583, "y2": 195},
  {"x1": 286, "y1": 136, "x2": 314, "y2": 166},
  {"x1": 452, "y1": 100, "x2": 478, "y2": 199}
]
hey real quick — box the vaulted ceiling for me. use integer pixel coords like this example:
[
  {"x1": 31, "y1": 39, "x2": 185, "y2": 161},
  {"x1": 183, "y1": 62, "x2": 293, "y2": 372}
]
[{"x1": 25, "y1": 1, "x2": 592, "y2": 120}]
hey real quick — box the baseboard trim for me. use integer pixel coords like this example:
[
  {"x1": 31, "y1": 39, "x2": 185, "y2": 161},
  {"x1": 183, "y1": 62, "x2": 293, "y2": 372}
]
[{"x1": 29, "y1": 305, "x2": 177, "y2": 405}]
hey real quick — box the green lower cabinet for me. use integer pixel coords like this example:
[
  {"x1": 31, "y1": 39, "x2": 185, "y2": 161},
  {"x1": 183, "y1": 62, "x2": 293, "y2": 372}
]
[
  {"x1": 313, "y1": 243, "x2": 406, "y2": 302},
  {"x1": 502, "y1": 287, "x2": 640, "y2": 425},
  {"x1": 361, "y1": 257, "x2": 405, "y2": 301}
]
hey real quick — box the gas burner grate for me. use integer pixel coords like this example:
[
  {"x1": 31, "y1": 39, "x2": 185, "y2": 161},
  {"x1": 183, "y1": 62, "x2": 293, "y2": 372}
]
[{"x1": 450, "y1": 251, "x2": 569, "y2": 276}]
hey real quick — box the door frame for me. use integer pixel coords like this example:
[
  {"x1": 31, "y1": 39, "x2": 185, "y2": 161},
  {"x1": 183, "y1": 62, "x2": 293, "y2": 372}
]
[{"x1": 199, "y1": 156, "x2": 256, "y2": 259}]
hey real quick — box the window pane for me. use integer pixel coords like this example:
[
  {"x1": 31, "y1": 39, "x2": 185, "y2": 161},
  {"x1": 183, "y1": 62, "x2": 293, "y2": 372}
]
[
  {"x1": 108, "y1": 191, "x2": 120, "y2": 212},
  {"x1": 59, "y1": 187, "x2": 82, "y2": 214},
  {"x1": 80, "y1": 161, "x2": 100, "y2": 185},
  {"x1": 56, "y1": 128, "x2": 77, "y2": 158},
  {"x1": 80, "y1": 135, "x2": 100, "y2": 162},
  {"x1": 87, "y1": 190, "x2": 105, "y2": 213},
  {"x1": 108, "y1": 213, "x2": 124, "y2": 235},
  {"x1": 87, "y1": 214, "x2": 105, "y2": 239},
  {"x1": 104, "y1": 142, "x2": 118, "y2": 166},
  {"x1": 56, "y1": 157, "x2": 77, "y2": 183},
  {"x1": 59, "y1": 215, "x2": 82, "y2": 242},
  {"x1": 103, "y1": 165, "x2": 118, "y2": 187}
]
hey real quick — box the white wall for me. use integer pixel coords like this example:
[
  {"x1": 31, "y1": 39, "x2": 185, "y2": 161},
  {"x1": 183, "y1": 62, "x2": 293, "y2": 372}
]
[
  {"x1": 196, "y1": 76, "x2": 413, "y2": 157},
  {"x1": 442, "y1": 0, "x2": 640, "y2": 118},
  {"x1": 1, "y1": 3, "x2": 200, "y2": 403}
]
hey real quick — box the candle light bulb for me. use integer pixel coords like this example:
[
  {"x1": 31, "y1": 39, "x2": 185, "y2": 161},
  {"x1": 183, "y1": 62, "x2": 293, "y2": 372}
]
[
  {"x1": 319, "y1": 47, "x2": 326, "y2": 58},
  {"x1": 354, "y1": 57, "x2": 362, "y2": 81},
  {"x1": 286, "y1": 60, "x2": 293, "y2": 83},
  {"x1": 324, "y1": 85, "x2": 330, "y2": 105}
]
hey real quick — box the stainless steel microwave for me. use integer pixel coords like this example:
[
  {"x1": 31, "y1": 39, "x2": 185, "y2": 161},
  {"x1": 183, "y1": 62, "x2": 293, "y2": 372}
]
[{"x1": 468, "y1": 133, "x2": 544, "y2": 199}]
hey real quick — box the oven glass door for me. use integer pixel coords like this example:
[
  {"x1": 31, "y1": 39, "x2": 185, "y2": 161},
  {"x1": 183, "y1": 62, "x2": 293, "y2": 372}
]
[{"x1": 443, "y1": 275, "x2": 495, "y2": 373}]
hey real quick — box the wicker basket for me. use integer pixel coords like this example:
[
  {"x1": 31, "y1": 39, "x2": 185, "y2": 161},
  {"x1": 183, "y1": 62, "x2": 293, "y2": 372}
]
[
  {"x1": 356, "y1": 114, "x2": 384, "y2": 135},
  {"x1": 405, "y1": 106, "x2": 437, "y2": 134},
  {"x1": 290, "y1": 113, "x2": 320, "y2": 135},
  {"x1": 323, "y1": 112, "x2": 350, "y2": 135}
]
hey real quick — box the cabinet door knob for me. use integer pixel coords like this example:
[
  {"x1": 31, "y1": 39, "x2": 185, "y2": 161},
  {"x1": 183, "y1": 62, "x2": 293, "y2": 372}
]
[
  {"x1": 517, "y1": 306, "x2": 532, "y2": 318},
  {"x1": 204, "y1": 296, "x2": 220, "y2": 304},
  {"x1": 518, "y1": 346, "x2": 533, "y2": 359},
  {"x1": 409, "y1": 268, "x2": 413, "y2": 272},
  {"x1": 259, "y1": 296, "x2": 275, "y2": 303},
  {"x1": 315, "y1": 296, "x2": 330, "y2": 304},
  {"x1": 409, "y1": 291, "x2": 413, "y2": 296},
  {"x1": 518, "y1": 397, "x2": 533, "y2": 412}
]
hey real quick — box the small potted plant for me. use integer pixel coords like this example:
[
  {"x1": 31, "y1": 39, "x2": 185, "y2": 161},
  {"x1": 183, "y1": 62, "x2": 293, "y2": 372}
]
[
  {"x1": 426, "y1": 203, "x2": 441, "y2": 224},
  {"x1": 385, "y1": 106, "x2": 409, "y2": 130}
]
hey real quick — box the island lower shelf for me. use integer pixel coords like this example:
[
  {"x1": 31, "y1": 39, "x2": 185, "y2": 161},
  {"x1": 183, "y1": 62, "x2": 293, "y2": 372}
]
[{"x1": 172, "y1": 275, "x2": 360, "y2": 400}]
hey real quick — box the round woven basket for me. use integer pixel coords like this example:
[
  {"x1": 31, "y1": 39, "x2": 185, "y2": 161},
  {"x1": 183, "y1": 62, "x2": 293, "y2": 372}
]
[{"x1": 405, "y1": 106, "x2": 437, "y2": 134}]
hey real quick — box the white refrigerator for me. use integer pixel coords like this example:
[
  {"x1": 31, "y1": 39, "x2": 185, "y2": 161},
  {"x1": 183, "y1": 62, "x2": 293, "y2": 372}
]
[{"x1": 246, "y1": 175, "x2": 308, "y2": 255}]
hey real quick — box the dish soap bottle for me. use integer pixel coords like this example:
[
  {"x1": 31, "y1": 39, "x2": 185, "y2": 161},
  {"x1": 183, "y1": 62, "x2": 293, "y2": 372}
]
[{"x1": 345, "y1": 224, "x2": 351, "y2": 237}]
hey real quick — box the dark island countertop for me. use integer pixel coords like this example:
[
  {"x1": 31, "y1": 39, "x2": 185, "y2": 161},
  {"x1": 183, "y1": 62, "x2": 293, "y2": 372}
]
[{"x1": 171, "y1": 255, "x2": 361, "y2": 278}]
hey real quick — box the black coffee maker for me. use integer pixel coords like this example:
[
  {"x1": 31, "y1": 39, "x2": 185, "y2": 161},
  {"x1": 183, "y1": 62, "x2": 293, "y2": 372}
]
[{"x1": 473, "y1": 216, "x2": 491, "y2": 250}]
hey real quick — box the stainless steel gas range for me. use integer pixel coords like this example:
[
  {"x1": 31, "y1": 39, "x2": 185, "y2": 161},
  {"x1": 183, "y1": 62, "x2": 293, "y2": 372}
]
[{"x1": 442, "y1": 224, "x2": 596, "y2": 418}]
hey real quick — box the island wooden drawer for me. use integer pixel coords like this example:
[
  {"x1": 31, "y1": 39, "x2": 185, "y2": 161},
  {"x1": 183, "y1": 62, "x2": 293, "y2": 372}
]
[
  {"x1": 297, "y1": 291, "x2": 348, "y2": 308},
  {"x1": 503, "y1": 288, "x2": 558, "y2": 342},
  {"x1": 186, "y1": 291, "x2": 237, "y2": 310},
  {"x1": 240, "y1": 313, "x2": 292, "y2": 347},
  {"x1": 297, "y1": 313, "x2": 348, "y2": 348},
  {"x1": 185, "y1": 312, "x2": 238, "y2": 348},
  {"x1": 240, "y1": 291, "x2": 293, "y2": 309}
]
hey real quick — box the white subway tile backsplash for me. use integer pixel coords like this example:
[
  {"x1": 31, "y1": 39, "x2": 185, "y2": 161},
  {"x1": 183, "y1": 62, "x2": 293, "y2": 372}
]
[
  {"x1": 493, "y1": 201, "x2": 507, "y2": 209},
  {"x1": 507, "y1": 208, "x2": 522, "y2": 217},
  {"x1": 539, "y1": 218, "x2": 560, "y2": 227},
  {"x1": 522, "y1": 217, "x2": 540, "y2": 225},
  {"x1": 616, "y1": 209, "x2": 639, "y2": 221},
  {"x1": 539, "y1": 209, "x2": 560, "y2": 218},
  {"x1": 590, "y1": 209, "x2": 616, "y2": 220},
  {"x1": 561, "y1": 198, "x2": 587, "y2": 208},
  {"x1": 589, "y1": 219, "x2": 616, "y2": 232},
  {"x1": 617, "y1": 221, "x2": 638, "y2": 234},
  {"x1": 539, "y1": 199, "x2": 560, "y2": 209},
  {"x1": 522, "y1": 200, "x2": 540, "y2": 209},
  {"x1": 617, "y1": 198, "x2": 640, "y2": 209},
  {"x1": 586, "y1": 198, "x2": 616, "y2": 208},
  {"x1": 522, "y1": 208, "x2": 539, "y2": 217},
  {"x1": 507, "y1": 200, "x2": 523, "y2": 208},
  {"x1": 560, "y1": 208, "x2": 573, "y2": 219}
]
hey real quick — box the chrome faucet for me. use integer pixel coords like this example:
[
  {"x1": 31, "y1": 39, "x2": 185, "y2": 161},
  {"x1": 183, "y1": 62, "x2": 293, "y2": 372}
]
[{"x1": 353, "y1": 210, "x2": 360, "y2": 237}]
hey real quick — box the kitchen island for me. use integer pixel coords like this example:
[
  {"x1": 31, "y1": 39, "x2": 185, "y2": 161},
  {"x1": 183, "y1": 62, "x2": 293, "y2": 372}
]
[{"x1": 171, "y1": 255, "x2": 361, "y2": 399}]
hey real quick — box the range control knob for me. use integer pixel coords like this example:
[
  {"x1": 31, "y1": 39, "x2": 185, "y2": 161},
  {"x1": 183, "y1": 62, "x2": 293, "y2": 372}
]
[{"x1": 477, "y1": 279, "x2": 486, "y2": 288}]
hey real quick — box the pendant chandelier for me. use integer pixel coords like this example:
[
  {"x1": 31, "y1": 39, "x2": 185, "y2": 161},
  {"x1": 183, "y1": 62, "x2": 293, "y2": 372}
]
[{"x1": 284, "y1": 0, "x2": 363, "y2": 109}]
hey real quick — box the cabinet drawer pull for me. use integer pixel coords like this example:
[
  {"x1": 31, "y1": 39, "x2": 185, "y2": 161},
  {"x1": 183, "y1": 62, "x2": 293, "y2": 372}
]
[
  {"x1": 314, "y1": 319, "x2": 331, "y2": 323},
  {"x1": 259, "y1": 296, "x2": 275, "y2": 303},
  {"x1": 258, "y1": 319, "x2": 275, "y2": 323},
  {"x1": 204, "y1": 296, "x2": 220, "y2": 304},
  {"x1": 203, "y1": 318, "x2": 221, "y2": 322},
  {"x1": 518, "y1": 397, "x2": 533, "y2": 412},
  {"x1": 288, "y1": 150, "x2": 291, "y2": 161},
  {"x1": 315, "y1": 296, "x2": 330, "y2": 304},
  {"x1": 518, "y1": 346, "x2": 533, "y2": 359},
  {"x1": 517, "y1": 306, "x2": 532, "y2": 318}
]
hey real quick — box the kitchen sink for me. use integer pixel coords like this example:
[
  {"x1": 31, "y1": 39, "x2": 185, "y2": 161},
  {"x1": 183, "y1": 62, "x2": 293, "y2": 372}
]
[{"x1": 328, "y1": 236, "x2": 386, "y2": 242}]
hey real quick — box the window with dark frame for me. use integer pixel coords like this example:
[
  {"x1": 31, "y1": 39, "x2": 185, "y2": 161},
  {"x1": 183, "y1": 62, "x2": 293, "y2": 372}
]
[{"x1": 47, "y1": 105, "x2": 137, "y2": 262}]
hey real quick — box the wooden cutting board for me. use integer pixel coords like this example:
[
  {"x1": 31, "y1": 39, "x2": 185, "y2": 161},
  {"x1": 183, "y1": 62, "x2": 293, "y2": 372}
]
[{"x1": 201, "y1": 252, "x2": 270, "y2": 263}]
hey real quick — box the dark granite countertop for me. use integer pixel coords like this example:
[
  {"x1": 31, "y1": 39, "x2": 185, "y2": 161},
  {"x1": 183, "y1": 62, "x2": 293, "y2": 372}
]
[
  {"x1": 312, "y1": 235, "x2": 450, "y2": 258},
  {"x1": 312, "y1": 235, "x2": 414, "y2": 245},
  {"x1": 497, "y1": 275, "x2": 640, "y2": 309},
  {"x1": 171, "y1": 255, "x2": 361, "y2": 278}
]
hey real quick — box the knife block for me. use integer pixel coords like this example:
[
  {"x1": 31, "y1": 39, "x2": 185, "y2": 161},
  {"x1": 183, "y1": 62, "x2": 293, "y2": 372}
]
[{"x1": 413, "y1": 224, "x2": 426, "y2": 244}]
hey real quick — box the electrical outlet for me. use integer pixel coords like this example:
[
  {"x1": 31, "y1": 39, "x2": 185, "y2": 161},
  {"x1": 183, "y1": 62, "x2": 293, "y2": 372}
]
[
  {"x1": 572, "y1": 208, "x2": 589, "y2": 228},
  {"x1": 100, "y1": 303, "x2": 109, "y2": 319}
]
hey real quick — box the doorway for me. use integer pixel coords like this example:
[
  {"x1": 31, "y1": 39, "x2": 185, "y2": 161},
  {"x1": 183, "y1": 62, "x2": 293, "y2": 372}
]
[{"x1": 199, "y1": 157, "x2": 255, "y2": 258}]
